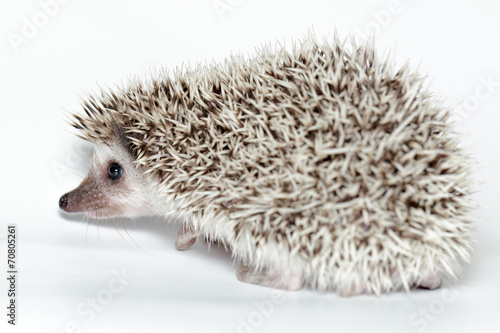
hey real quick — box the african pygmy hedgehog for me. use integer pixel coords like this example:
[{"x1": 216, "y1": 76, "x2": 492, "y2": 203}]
[{"x1": 59, "y1": 33, "x2": 476, "y2": 296}]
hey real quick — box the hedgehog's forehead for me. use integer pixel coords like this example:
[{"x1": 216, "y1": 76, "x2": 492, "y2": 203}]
[{"x1": 91, "y1": 141, "x2": 134, "y2": 166}]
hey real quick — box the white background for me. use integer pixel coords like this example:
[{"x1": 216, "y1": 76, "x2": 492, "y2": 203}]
[{"x1": 1, "y1": 0, "x2": 499, "y2": 332}]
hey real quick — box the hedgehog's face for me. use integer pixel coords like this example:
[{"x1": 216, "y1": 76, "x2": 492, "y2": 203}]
[{"x1": 59, "y1": 141, "x2": 155, "y2": 219}]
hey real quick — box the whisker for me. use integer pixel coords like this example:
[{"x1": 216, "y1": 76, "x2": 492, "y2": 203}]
[
  {"x1": 124, "y1": 195, "x2": 154, "y2": 220},
  {"x1": 116, "y1": 197, "x2": 162, "y2": 256},
  {"x1": 80, "y1": 211, "x2": 91, "y2": 244},
  {"x1": 96, "y1": 218, "x2": 101, "y2": 241},
  {"x1": 103, "y1": 202, "x2": 158, "y2": 256},
  {"x1": 115, "y1": 219, "x2": 157, "y2": 256},
  {"x1": 101, "y1": 206, "x2": 129, "y2": 245},
  {"x1": 85, "y1": 210, "x2": 94, "y2": 243}
]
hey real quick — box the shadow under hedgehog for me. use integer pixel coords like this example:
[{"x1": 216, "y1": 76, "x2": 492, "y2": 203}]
[{"x1": 59, "y1": 33, "x2": 476, "y2": 296}]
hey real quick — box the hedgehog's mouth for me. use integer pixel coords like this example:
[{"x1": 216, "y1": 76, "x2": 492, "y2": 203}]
[
  {"x1": 82, "y1": 208, "x2": 115, "y2": 219},
  {"x1": 62, "y1": 204, "x2": 121, "y2": 219}
]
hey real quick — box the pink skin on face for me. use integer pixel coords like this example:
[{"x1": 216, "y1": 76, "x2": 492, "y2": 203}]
[{"x1": 59, "y1": 141, "x2": 157, "y2": 219}]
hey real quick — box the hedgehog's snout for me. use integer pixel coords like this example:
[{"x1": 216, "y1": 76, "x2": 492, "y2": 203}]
[
  {"x1": 59, "y1": 193, "x2": 69, "y2": 210},
  {"x1": 59, "y1": 180, "x2": 109, "y2": 216},
  {"x1": 59, "y1": 192, "x2": 81, "y2": 213}
]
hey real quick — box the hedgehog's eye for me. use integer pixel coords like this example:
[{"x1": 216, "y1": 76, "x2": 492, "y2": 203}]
[{"x1": 108, "y1": 163, "x2": 123, "y2": 181}]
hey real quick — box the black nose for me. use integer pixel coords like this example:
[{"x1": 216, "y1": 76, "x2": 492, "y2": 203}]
[{"x1": 59, "y1": 194, "x2": 68, "y2": 209}]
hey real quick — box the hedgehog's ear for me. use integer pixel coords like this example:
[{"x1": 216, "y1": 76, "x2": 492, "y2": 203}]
[{"x1": 111, "y1": 122, "x2": 134, "y2": 155}]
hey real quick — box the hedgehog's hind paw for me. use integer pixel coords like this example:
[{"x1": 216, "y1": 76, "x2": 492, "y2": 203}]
[
  {"x1": 236, "y1": 265, "x2": 303, "y2": 291},
  {"x1": 417, "y1": 273, "x2": 442, "y2": 290},
  {"x1": 337, "y1": 283, "x2": 367, "y2": 297},
  {"x1": 175, "y1": 223, "x2": 199, "y2": 251}
]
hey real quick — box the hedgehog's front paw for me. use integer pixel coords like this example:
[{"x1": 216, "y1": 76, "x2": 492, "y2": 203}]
[
  {"x1": 236, "y1": 265, "x2": 303, "y2": 291},
  {"x1": 175, "y1": 223, "x2": 199, "y2": 251}
]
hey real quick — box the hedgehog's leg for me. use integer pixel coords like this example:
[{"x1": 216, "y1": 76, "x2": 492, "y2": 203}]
[
  {"x1": 236, "y1": 265, "x2": 303, "y2": 291},
  {"x1": 175, "y1": 223, "x2": 200, "y2": 251},
  {"x1": 417, "y1": 272, "x2": 442, "y2": 290},
  {"x1": 338, "y1": 283, "x2": 367, "y2": 297}
]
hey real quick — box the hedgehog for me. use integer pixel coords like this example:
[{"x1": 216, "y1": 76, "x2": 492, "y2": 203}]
[{"x1": 59, "y1": 33, "x2": 476, "y2": 296}]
